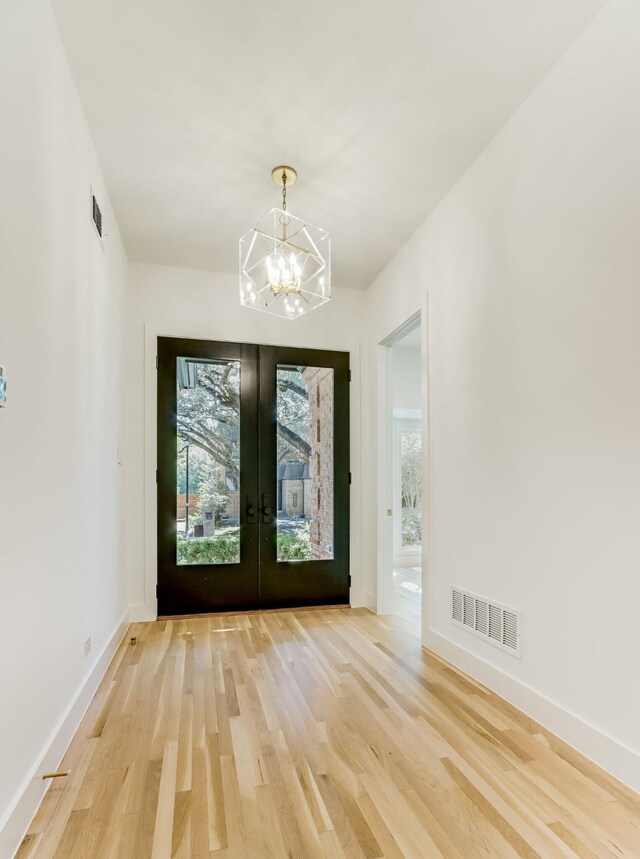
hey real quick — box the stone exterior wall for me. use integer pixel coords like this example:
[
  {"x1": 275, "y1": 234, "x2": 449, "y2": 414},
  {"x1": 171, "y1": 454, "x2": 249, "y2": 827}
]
[
  {"x1": 303, "y1": 478, "x2": 312, "y2": 518},
  {"x1": 203, "y1": 510, "x2": 215, "y2": 537},
  {"x1": 302, "y1": 366, "x2": 334, "y2": 559},
  {"x1": 283, "y1": 479, "x2": 305, "y2": 517}
]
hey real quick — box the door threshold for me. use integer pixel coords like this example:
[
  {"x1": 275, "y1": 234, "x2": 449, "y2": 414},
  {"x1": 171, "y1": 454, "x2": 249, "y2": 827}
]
[{"x1": 157, "y1": 603, "x2": 351, "y2": 621}]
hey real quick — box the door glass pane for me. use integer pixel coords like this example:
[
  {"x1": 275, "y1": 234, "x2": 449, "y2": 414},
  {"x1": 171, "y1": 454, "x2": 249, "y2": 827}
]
[
  {"x1": 401, "y1": 430, "x2": 422, "y2": 548},
  {"x1": 276, "y1": 365, "x2": 334, "y2": 561},
  {"x1": 176, "y1": 357, "x2": 240, "y2": 565}
]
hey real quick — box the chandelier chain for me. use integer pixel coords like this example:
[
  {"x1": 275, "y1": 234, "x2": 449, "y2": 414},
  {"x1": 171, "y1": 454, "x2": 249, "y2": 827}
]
[{"x1": 282, "y1": 170, "x2": 287, "y2": 211}]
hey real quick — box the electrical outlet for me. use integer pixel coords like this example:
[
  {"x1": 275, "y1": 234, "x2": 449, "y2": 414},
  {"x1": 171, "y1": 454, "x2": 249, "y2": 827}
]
[{"x1": 84, "y1": 637, "x2": 92, "y2": 657}]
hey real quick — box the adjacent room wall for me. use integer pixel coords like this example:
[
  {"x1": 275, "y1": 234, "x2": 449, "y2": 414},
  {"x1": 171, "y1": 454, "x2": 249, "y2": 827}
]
[
  {"x1": 0, "y1": 1, "x2": 130, "y2": 853},
  {"x1": 391, "y1": 346, "x2": 422, "y2": 413},
  {"x1": 123, "y1": 264, "x2": 367, "y2": 619},
  {"x1": 363, "y1": 0, "x2": 640, "y2": 790}
]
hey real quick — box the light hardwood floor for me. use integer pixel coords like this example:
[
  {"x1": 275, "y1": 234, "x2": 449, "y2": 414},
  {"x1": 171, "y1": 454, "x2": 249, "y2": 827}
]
[
  {"x1": 392, "y1": 568, "x2": 421, "y2": 629},
  {"x1": 16, "y1": 608, "x2": 640, "y2": 858}
]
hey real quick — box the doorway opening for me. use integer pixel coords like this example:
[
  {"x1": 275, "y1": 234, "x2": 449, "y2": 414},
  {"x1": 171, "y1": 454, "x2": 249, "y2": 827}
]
[{"x1": 378, "y1": 315, "x2": 424, "y2": 629}]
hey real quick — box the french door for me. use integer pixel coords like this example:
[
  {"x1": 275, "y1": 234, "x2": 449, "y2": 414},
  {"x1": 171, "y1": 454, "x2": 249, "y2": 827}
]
[{"x1": 157, "y1": 337, "x2": 350, "y2": 616}]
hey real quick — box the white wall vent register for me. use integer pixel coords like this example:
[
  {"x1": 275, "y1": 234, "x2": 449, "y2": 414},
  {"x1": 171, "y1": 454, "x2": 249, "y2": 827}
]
[{"x1": 451, "y1": 586, "x2": 521, "y2": 658}]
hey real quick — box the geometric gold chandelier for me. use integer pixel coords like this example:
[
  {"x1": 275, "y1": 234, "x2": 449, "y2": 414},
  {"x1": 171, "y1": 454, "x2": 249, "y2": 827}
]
[{"x1": 239, "y1": 166, "x2": 331, "y2": 319}]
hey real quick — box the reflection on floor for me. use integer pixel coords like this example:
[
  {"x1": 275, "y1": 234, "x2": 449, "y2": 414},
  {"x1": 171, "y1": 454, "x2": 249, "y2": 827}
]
[{"x1": 393, "y1": 565, "x2": 421, "y2": 628}]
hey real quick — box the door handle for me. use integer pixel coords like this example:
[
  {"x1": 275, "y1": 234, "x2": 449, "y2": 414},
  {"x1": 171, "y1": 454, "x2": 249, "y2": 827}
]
[
  {"x1": 262, "y1": 494, "x2": 273, "y2": 523},
  {"x1": 246, "y1": 496, "x2": 256, "y2": 522}
]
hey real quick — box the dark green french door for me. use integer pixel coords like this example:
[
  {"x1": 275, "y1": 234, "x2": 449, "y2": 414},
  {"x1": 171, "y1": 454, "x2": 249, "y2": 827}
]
[{"x1": 157, "y1": 337, "x2": 350, "y2": 616}]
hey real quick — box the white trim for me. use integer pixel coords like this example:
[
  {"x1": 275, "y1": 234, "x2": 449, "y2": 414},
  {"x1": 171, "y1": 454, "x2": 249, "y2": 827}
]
[
  {"x1": 144, "y1": 324, "x2": 159, "y2": 620},
  {"x1": 128, "y1": 602, "x2": 157, "y2": 623},
  {"x1": 420, "y1": 293, "x2": 431, "y2": 643},
  {"x1": 358, "y1": 590, "x2": 376, "y2": 611},
  {"x1": 392, "y1": 408, "x2": 422, "y2": 421},
  {"x1": 0, "y1": 608, "x2": 132, "y2": 859},
  {"x1": 379, "y1": 310, "x2": 421, "y2": 347},
  {"x1": 376, "y1": 306, "x2": 428, "y2": 619},
  {"x1": 376, "y1": 344, "x2": 394, "y2": 615},
  {"x1": 424, "y1": 628, "x2": 640, "y2": 794}
]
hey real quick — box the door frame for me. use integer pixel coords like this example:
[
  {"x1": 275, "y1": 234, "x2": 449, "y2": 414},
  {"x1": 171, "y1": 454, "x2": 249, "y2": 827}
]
[
  {"x1": 145, "y1": 329, "x2": 352, "y2": 618},
  {"x1": 376, "y1": 308, "x2": 429, "y2": 620}
]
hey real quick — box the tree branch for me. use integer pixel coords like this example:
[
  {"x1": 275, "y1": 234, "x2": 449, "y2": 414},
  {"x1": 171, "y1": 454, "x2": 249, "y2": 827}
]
[{"x1": 277, "y1": 422, "x2": 311, "y2": 459}]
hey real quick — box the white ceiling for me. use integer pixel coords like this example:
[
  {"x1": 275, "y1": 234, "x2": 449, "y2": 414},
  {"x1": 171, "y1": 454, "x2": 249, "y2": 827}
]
[{"x1": 53, "y1": 0, "x2": 606, "y2": 289}]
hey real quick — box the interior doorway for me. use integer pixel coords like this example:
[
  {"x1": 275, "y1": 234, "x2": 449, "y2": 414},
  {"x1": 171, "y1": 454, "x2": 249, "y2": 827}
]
[
  {"x1": 378, "y1": 316, "x2": 424, "y2": 629},
  {"x1": 157, "y1": 336, "x2": 350, "y2": 615}
]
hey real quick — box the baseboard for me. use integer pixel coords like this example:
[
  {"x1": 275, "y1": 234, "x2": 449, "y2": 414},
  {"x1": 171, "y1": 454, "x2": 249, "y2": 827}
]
[
  {"x1": 0, "y1": 607, "x2": 133, "y2": 859},
  {"x1": 351, "y1": 590, "x2": 376, "y2": 611},
  {"x1": 424, "y1": 627, "x2": 640, "y2": 794}
]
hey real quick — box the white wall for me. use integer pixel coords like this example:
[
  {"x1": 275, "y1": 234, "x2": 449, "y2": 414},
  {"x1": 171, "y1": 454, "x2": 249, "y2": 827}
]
[
  {"x1": 0, "y1": 2, "x2": 130, "y2": 854},
  {"x1": 364, "y1": 0, "x2": 640, "y2": 791},
  {"x1": 124, "y1": 264, "x2": 367, "y2": 618},
  {"x1": 391, "y1": 347, "x2": 422, "y2": 413}
]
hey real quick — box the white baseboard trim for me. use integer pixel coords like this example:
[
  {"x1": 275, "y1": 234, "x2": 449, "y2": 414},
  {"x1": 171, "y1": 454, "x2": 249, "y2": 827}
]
[
  {"x1": 424, "y1": 627, "x2": 640, "y2": 795},
  {"x1": 351, "y1": 590, "x2": 376, "y2": 611},
  {"x1": 0, "y1": 607, "x2": 133, "y2": 859}
]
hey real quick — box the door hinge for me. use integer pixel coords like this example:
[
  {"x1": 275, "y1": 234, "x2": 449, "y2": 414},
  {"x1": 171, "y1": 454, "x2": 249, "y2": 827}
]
[
  {"x1": 348, "y1": 369, "x2": 351, "y2": 382},
  {"x1": 156, "y1": 355, "x2": 158, "y2": 370},
  {"x1": 348, "y1": 574, "x2": 352, "y2": 587},
  {"x1": 156, "y1": 468, "x2": 159, "y2": 483},
  {"x1": 348, "y1": 472, "x2": 352, "y2": 485},
  {"x1": 156, "y1": 584, "x2": 158, "y2": 597}
]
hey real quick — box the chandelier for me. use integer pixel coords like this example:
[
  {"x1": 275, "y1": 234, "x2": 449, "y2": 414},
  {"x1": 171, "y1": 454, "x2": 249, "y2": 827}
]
[{"x1": 239, "y1": 166, "x2": 331, "y2": 319}]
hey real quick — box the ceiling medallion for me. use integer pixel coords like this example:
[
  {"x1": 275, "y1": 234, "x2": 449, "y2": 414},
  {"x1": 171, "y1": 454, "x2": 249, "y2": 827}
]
[{"x1": 239, "y1": 166, "x2": 331, "y2": 319}]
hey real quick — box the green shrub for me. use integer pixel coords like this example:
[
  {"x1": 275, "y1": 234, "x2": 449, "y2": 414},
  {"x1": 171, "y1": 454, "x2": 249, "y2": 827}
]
[
  {"x1": 177, "y1": 529, "x2": 312, "y2": 564},
  {"x1": 177, "y1": 534, "x2": 239, "y2": 565},
  {"x1": 277, "y1": 532, "x2": 311, "y2": 560},
  {"x1": 401, "y1": 508, "x2": 422, "y2": 547}
]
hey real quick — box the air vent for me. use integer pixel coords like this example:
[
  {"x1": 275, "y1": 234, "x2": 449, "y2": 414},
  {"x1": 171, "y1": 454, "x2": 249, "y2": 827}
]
[
  {"x1": 452, "y1": 589, "x2": 463, "y2": 623},
  {"x1": 451, "y1": 587, "x2": 521, "y2": 658},
  {"x1": 92, "y1": 194, "x2": 103, "y2": 237},
  {"x1": 475, "y1": 599, "x2": 488, "y2": 636}
]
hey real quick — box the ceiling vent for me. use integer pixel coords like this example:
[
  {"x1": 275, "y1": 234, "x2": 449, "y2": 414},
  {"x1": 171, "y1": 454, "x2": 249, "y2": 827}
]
[
  {"x1": 451, "y1": 586, "x2": 521, "y2": 658},
  {"x1": 92, "y1": 193, "x2": 103, "y2": 237},
  {"x1": 90, "y1": 187, "x2": 105, "y2": 250}
]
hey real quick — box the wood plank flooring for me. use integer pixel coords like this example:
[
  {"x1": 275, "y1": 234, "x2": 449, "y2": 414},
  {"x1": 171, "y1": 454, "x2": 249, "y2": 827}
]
[
  {"x1": 392, "y1": 568, "x2": 421, "y2": 629},
  {"x1": 16, "y1": 608, "x2": 640, "y2": 858}
]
